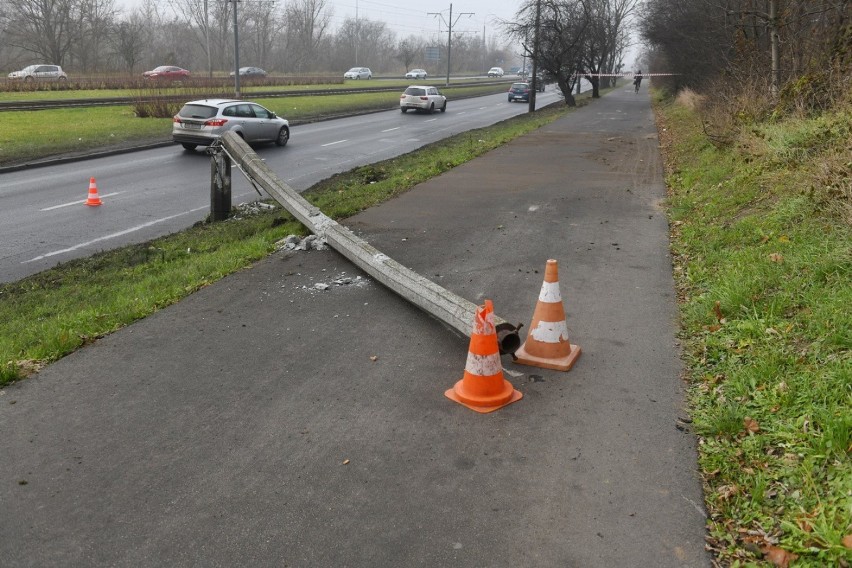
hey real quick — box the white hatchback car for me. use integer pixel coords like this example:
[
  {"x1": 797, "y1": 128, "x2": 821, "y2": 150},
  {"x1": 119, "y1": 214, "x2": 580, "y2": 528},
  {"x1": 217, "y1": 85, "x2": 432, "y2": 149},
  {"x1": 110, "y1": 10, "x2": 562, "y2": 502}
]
[
  {"x1": 8, "y1": 64, "x2": 67, "y2": 81},
  {"x1": 405, "y1": 68, "x2": 428, "y2": 79},
  {"x1": 172, "y1": 99, "x2": 289, "y2": 150},
  {"x1": 344, "y1": 67, "x2": 372, "y2": 80},
  {"x1": 400, "y1": 85, "x2": 447, "y2": 114},
  {"x1": 487, "y1": 67, "x2": 504, "y2": 77}
]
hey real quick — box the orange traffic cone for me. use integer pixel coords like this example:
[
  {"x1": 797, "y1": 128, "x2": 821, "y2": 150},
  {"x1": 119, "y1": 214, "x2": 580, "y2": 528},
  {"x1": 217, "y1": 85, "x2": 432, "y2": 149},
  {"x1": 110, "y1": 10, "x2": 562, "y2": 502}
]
[
  {"x1": 514, "y1": 259, "x2": 582, "y2": 371},
  {"x1": 445, "y1": 300, "x2": 523, "y2": 413},
  {"x1": 85, "y1": 177, "x2": 102, "y2": 206}
]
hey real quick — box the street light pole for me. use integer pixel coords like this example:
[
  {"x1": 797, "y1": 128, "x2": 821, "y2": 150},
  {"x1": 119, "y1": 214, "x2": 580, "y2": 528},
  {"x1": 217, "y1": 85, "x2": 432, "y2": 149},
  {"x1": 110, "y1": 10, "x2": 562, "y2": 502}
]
[
  {"x1": 528, "y1": 0, "x2": 541, "y2": 113},
  {"x1": 428, "y1": 4, "x2": 473, "y2": 87},
  {"x1": 232, "y1": 0, "x2": 241, "y2": 98},
  {"x1": 204, "y1": 0, "x2": 211, "y2": 79},
  {"x1": 446, "y1": 3, "x2": 452, "y2": 86}
]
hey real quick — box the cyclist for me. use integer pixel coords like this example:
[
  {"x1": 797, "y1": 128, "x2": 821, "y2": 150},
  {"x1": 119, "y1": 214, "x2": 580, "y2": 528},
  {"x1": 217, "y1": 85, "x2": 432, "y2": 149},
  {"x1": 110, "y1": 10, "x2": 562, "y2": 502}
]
[{"x1": 633, "y1": 70, "x2": 643, "y2": 93}]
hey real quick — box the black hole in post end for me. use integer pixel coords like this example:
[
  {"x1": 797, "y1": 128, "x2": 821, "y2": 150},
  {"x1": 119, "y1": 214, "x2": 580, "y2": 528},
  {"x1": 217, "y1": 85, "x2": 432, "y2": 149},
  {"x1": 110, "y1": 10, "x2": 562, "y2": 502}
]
[{"x1": 495, "y1": 322, "x2": 523, "y2": 355}]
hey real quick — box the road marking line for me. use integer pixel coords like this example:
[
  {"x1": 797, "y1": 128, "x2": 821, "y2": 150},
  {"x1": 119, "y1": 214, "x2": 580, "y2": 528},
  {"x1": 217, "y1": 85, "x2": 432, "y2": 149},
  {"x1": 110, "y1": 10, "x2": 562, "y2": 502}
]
[
  {"x1": 381, "y1": 127, "x2": 400, "y2": 132},
  {"x1": 40, "y1": 192, "x2": 123, "y2": 211},
  {"x1": 425, "y1": 118, "x2": 437, "y2": 122},
  {"x1": 456, "y1": 112, "x2": 466, "y2": 115},
  {"x1": 23, "y1": 205, "x2": 208, "y2": 263},
  {"x1": 479, "y1": 106, "x2": 488, "y2": 109},
  {"x1": 322, "y1": 139, "x2": 348, "y2": 147}
]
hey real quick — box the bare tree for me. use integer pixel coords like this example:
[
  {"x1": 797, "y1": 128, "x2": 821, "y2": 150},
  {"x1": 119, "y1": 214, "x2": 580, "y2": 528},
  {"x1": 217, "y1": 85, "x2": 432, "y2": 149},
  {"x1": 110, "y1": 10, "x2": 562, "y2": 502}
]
[
  {"x1": 509, "y1": 0, "x2": 590, "y2": 105},
  {"x1": 241, "y1": 0, "x2": 284, "y2": 70},
  {"x1": 580, "y1": 0, "x2": 639, "y2": 96},
  {"x1": 397, "y1": 35, "x2": 425, "y2": 72},
  {"x1": 333, "y1": 17, "x2": 396, "y2": 71},
  {"x1": 282, "y1": 0, "x2": 331, "y2": 73},
  {"x1": 72, "y1": 0, "x2": 118, "y2": 72},
  {"x1": 4, "y1": 0, "x2": 81, "y2": 65},
  {"x1": 111, "y1": 10, "x2": 148, "y2": 73}
]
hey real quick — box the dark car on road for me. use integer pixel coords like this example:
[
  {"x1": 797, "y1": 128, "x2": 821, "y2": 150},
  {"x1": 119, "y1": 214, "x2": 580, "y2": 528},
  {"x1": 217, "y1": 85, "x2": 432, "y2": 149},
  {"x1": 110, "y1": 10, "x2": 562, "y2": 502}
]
[{"x1": 508, "y1": 82, "x2": 531, "y2": 103}]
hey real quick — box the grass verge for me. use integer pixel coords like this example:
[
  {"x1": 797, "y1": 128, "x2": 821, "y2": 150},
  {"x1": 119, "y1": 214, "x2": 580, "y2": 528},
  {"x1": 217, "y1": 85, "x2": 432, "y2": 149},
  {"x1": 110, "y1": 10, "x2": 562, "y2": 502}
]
[
  {"x1": 0, "y1": 101, "x2": 578, "y2": 387},
  {"x1": 655, "y1": 92, "x2": 851, "y2": 566},
  {"x1": 0, "y1": 84, "x2": 508, "y2": 166}
]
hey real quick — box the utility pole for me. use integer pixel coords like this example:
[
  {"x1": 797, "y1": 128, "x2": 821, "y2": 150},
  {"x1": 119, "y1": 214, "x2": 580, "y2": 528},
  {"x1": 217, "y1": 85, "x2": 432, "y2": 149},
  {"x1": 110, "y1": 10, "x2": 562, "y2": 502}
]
[
  {"x1": 355, "y1": 0, "x2": 359, "y2": 64},
  {"x1": 204, "y1": 0, "x2": 211, "y2": 78},
  {"x1": 232, "y1": 0, "x2": 241, "y2": 98},
  {"x1": 528, "y1": 0, "x2": 541, "y2": 113},
  {"x1": 428, "y1": 4, "x2": 473, "y2": 87}
]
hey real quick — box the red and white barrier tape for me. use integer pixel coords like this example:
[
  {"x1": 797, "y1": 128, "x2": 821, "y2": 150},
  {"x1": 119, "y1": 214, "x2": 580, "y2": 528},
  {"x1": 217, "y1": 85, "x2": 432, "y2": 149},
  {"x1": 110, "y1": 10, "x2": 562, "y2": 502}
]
[{"x1": 573, "y1": 72, "x2": 678, "y2": 77}]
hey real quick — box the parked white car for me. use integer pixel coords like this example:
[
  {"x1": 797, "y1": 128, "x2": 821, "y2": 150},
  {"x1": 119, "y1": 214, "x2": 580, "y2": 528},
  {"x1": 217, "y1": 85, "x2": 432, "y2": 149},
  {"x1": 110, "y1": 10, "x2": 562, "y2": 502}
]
[
  {"x1": 405, "y1": 68, "x2": 428, "y2": 79},
  {"x1": 400, "y1": 85, "x2": 447, "y2": 114},
  {"x1": 344, "y1": 67, "x2": 372, "y2": 80},
  {"x1": 8, "y1": 64, "x2": 67, "y2": 81},
  {"x1": 487, "y1": 67, "x2": 504, "y2": 77}
]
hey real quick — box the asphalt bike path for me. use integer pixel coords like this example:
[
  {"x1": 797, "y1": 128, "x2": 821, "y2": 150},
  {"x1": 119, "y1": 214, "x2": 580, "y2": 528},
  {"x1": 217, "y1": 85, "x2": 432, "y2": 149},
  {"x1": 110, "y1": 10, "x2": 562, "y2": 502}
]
[{"x1": 1, "y1": 85, "x2": 711, "y2": 566}]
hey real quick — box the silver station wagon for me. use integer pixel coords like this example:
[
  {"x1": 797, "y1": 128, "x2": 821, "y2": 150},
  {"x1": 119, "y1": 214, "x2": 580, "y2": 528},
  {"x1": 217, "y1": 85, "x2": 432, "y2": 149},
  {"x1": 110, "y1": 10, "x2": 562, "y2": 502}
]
[
  {"x1": 172, "y1": 99, "x2": 290, "y2": 150},
  {"x1": 400, "y1": 86, "x2": 447, "y2": 114}
]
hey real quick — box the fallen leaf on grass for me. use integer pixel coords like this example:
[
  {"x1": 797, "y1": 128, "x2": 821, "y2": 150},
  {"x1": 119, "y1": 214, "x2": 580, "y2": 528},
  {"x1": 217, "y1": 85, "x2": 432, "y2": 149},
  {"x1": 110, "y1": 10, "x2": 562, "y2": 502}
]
[
  {"x1": 761, "y1": 545, "x2": 798, "y2": 567},
  {"x1": 713, "y1": 301, "x2": 725, "y2": 323},
  {"x1": 769, "y1": 252, "x2": 784, "y2": 263},
  {"x1": 842, "y1": 534, "x2": 852, "y2": 548},
  {"x1": 744, "y1": 417, "x2": 761, "y2": 435},
  {"x1": 716, "y1": 484, "x2": 739, "y2": 501}
]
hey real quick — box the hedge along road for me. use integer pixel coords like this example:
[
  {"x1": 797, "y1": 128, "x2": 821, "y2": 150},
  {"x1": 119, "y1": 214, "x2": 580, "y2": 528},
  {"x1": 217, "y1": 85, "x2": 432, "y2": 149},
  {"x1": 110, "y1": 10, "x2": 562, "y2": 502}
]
[
  {"x1": 0, "y1": 88, "x2": 565, "y2": 284},
  {"x1": 0, "y1": 79, "x2": 512, "y2": 111}
]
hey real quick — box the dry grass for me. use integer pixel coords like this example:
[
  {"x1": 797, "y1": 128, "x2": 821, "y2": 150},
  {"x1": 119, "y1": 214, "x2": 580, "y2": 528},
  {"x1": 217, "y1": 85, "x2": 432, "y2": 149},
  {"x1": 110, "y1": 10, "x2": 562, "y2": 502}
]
[{"x1": 674, "y1": 87, "x2": 705, "y2": 111}]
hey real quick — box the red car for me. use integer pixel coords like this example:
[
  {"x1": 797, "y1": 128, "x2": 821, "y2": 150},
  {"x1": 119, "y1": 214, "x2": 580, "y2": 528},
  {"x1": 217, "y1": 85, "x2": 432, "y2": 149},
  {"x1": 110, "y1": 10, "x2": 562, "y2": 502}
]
[{"x1": 143, "y1": 66, "x2": 190, "y2": 80}]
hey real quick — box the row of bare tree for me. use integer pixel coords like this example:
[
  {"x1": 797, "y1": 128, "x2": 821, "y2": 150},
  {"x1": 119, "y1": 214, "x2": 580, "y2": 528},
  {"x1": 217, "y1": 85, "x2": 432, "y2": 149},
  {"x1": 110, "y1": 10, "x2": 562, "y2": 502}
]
[
  {"x1": 0, "y1": 0, "x2": 515, "y2": 76},
  {"x1": 506, "y1": 0, "x2": 641, "y2": 106},
  {"x1": 639, "y1": 0, "x2": 851, "y2": 102}
]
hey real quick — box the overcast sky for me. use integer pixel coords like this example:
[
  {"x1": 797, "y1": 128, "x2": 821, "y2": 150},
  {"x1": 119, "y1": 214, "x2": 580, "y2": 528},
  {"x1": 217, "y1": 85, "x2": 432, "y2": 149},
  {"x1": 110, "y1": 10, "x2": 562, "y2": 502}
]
[{"x1": 321, "y1": 0, "x2": 522, "y2": 40}]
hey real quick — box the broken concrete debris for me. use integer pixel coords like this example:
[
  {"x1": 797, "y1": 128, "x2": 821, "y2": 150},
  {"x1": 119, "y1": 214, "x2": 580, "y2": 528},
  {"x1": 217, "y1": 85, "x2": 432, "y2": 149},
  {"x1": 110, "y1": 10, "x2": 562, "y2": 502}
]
[
  {"x1": 309, "y1": 274, "x2": 364, "y2": 292},
  {"x1": 277, "y1": 234, "x2": 329, "y2": 251}
]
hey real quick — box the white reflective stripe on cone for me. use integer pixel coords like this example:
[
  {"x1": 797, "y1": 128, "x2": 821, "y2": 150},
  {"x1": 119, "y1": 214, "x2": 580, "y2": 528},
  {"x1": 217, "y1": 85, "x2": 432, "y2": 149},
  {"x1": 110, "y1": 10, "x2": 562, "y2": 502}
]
[
  {"x1": 529, "y1": 320, "x2": 571, "y2": 343},
  {"x1": 465, "y1": 352, "x2": 503, "y2": 377},
  {"x1": 538, "y1": 281, "x2": 562, "y2": 303}
]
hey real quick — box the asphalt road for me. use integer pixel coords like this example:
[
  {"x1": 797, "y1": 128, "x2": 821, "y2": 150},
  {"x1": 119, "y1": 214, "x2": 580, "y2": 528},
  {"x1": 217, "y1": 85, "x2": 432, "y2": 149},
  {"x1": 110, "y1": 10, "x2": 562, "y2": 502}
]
[
  {"x1": 0, "y1": 89, "x2": 563, "y2": 284},
  {"x1": 0, "y1": 84, "x2": 711, "y2": 567}
]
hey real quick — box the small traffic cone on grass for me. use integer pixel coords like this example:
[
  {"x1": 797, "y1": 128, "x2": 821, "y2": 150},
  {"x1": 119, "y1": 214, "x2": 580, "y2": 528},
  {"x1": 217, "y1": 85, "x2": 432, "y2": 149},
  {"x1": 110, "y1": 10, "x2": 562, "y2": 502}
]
[
  {"x1": 514, "y1": 259, "x2": 581, "y2": 371},
  {"x1": 445, "y1": 300, "x2": 523, "y2": 413},
  {"x1": 85, "y1": 177, "x2": 102, "y2": 207}
]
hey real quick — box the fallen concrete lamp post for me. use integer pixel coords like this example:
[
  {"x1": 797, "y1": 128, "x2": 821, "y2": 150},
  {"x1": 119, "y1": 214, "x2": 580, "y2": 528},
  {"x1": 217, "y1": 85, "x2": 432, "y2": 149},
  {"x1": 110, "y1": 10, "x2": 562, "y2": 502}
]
[{"x1": 213, "y1": 131, "x2": 522, "y2": 354}]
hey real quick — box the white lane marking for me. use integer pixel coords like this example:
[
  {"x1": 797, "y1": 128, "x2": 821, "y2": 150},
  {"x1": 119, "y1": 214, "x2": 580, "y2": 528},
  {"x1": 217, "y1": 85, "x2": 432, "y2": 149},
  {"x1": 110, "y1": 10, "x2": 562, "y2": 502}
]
[
  {"x1": 23, "y1": 205, "x2": 208, "y2": 263},
  {"x1": 381, "y1": 127, "x2": 401, "y2": 132},
  {"x1": 322, "y1": 139, "x2": 348, "y2": 147},
  {"x1": 479, "y1": 106, "x2": 488, "y2": 109},
  {"x1": 456, "y1": 112, "x2": 466, "y2": 115},
  {"x1": 40, "y1": 192, "x2": 123, "y2": 211},
  {"x1": 425, "y1": 118, "x2": 438, "y2": 122}
]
